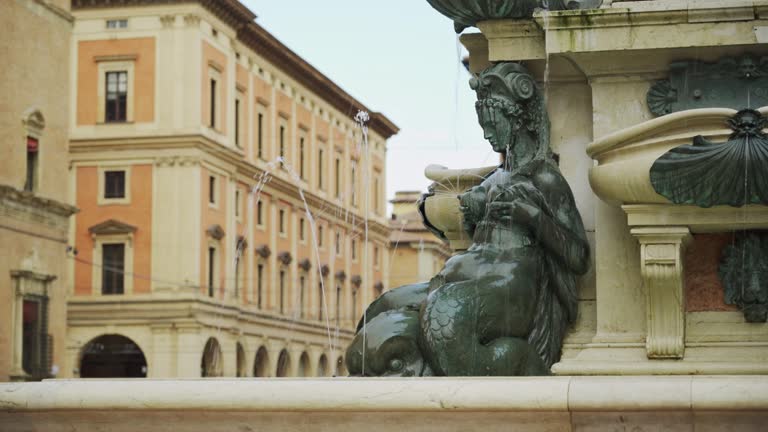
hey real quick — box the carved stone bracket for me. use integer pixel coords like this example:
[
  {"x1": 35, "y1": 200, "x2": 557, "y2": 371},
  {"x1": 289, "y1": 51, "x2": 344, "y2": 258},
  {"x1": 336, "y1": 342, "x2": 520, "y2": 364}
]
[
  {"x1": 255, "y1": 244, "x2": 271, "y2": 259},
  {"x1": 350, "y1": 275, "x2": 362, "y2": 288},
  {"x1": 277, "y1": 252, "x2": 292, "y2": 266},
  {"x1": 631, "y1": 227, "x2": 692, "y2": 360},
  {"x1": 159, "y1": 15, "x2": 175, "y2": 28},
  {"x1": 206, "y1": 224, "x2": 225, "y2": 241},
  {"x1": 298, "y1": 258, "x2": 311, "y2": 272},
  {"x1": 320, "y1": 265, "x2": 330, "y2": 278}
]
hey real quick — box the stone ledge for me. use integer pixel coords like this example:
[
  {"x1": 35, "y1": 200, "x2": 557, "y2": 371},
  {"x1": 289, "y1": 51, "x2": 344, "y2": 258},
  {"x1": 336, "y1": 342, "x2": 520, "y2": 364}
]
[
  {"x1": 3, "y1": 377, "x2": 768, "y2": 432},
  {"x1": 1, "y1": 376, "x2": 767, "y2": 412}
]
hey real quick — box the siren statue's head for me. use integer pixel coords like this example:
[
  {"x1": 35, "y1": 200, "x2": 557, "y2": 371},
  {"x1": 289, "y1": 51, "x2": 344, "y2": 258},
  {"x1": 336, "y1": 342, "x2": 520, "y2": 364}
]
[{"x1": 470, "y1": 63, "x2": 549, "y2": 162}]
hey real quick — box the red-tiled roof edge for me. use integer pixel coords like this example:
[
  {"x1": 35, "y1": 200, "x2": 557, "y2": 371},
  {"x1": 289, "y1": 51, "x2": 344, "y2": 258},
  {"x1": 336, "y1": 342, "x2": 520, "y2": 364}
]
[{"x1": 239, "y1": 22, "x2": 399, "y2": 139}]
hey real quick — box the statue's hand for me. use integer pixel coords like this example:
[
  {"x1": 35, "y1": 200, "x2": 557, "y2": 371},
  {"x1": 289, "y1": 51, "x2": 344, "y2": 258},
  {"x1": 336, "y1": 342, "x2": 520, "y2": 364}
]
[
  {"x1": 501, "y1": 182, "x2": 547, "y2": 209},
  {"x1": 459, "y1": 186, "x2": 487, "y2": 222},
  {"x1": 488, "y1": 201, "x2": 541, "y2": 227}
]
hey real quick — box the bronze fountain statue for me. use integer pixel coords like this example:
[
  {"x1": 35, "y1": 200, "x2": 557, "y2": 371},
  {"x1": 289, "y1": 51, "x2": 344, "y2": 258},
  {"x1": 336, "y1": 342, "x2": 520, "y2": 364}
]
[{"x1": 346, "y1": 62, "x2": 590, "y2": 376}]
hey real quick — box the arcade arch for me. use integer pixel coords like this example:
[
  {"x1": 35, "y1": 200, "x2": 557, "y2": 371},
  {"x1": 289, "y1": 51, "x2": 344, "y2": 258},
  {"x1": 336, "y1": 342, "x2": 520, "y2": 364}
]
[
  {"x1": 79, "y1": 334, "x2": 147, "y2": 378},
  {"x1": 275, "y1": 349, "x2": 290, "y2": 377},
  {"x1": 201, "y1": 338, "x2": 223, "y2": 377},
  {"x1": 253, "y1": 346, "x2": 269, "y2": 377}
]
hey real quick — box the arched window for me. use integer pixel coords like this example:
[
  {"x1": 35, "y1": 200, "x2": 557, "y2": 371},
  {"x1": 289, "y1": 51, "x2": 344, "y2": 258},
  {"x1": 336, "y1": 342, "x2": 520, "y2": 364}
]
[
  {"x1": 335, "y1": 356, "x2": 345, "y2": 377},
  {"x1": 275, "y1": 349, "x2": 290, "y2": 377},
  {"x1": 317, "y1": 354, "x2": 328, "y2": 377},
  {"x1": 22, "y1": 109, "x2": 44, "y2": 193},
  {"x1": 253, "y1": 346, "x2": 269, "y2": 377},
  {"x1": 80, "y1": 334, "x2": 146, "y2": 378},
  {"x1": 236, "y1": 343, "x2": 246, "y2": 377},
  {"x1": 298, "y1": 352, "x2": 310, "y2": 377},
  {"x1": 201, "y1": 338, "x2": 222, "y2": 377}
]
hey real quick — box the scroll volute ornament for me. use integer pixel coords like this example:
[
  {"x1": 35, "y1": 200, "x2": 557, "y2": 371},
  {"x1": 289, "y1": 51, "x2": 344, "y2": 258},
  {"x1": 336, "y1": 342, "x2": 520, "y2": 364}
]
[
  {"x1": 298, "y1": 258, "x2": 312, "y2": 272},
  {"x1": 277, "y1": 252, "x2": 292, "y2": 266},
  {"x1": 255, "y1": 244, "x2": 271, "y2": 259}
]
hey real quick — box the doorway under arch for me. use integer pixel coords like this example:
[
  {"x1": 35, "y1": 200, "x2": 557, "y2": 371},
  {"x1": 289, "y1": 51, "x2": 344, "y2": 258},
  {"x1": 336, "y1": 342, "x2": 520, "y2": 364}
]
[
  {"x1": 80, "y1": 334, "x2": 147, "y2": 378},
  {"x1": 297, "y1": 352, "x2": 310, "y2": 377},
  {"x1": 236, "y1": 343, "x2": 247, "y2": 377},
  {"x1": 317, "y1": 354, "x2": 328, "y2": 377},
  {"x1": 275, "y1": 349, "x2": 290, "y2": 377},
  {"x1": 201, "y1": 338, "x2": 223, "y2": 377},
  {"x1": 335, "y1": 355, "x2": 346, "y2": 377},
  {"x1": 253, "y1": 346, "x2": 269, "y2": 377}
]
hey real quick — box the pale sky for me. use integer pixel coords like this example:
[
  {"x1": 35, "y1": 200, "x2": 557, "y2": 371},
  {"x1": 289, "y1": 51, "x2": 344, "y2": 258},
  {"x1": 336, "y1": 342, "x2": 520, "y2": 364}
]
[{"x1": 241, "y1": 1, "x2": 496, "y2": 203}]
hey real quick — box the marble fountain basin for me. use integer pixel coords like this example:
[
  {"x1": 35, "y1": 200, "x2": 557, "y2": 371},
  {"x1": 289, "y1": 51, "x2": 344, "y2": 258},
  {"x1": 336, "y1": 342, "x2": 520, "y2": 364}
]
[{"x1": 587, "y1": 107, "x2": 768, "y2": 206}]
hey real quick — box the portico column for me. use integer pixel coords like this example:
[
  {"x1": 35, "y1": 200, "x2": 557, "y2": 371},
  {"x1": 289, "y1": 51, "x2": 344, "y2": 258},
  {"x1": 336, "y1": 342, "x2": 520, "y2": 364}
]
[
  {"x1": 9, "y1": 279, "x2": 24, "y2": 379},
  {"x1": 631, "y1": 227, "x2": 691, "y2": 359},
  {"x1": 149, "y1": 325, "x2": 175, "y2": 378},
  {"x1": 288, "y1": 346, "x2": 303, "y2": 377},
  {"x1": 175, "y1": 325, "x2": 202, "y2": 377}
]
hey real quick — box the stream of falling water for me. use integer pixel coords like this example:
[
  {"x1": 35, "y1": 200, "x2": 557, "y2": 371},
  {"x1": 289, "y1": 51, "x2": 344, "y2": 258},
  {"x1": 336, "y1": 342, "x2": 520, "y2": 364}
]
[
  {"x1": 354, "y1": 110, "x2": 371, "y2": 376},
  {"x1": 228, "y1": 110, "x2": 374, "y2": 377},
  {"x1": 541, "y1": 11, "x2": 551, "y2": 103}
]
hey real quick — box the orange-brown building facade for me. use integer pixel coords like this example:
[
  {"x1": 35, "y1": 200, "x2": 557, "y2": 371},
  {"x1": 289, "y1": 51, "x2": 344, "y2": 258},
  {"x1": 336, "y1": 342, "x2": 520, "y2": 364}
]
[{"x1": 66, "y1": 0, "x2": 396, "y2": 379}]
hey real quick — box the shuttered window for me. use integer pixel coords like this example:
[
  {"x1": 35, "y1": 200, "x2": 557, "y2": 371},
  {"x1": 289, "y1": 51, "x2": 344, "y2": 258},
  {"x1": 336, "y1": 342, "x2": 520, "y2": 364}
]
[
  {"x1": 102, "y1": 244, "x2": 125, "y2": 295},
  {"x1": 105, "y1": 71, "x2": 127, "y2": 122}
]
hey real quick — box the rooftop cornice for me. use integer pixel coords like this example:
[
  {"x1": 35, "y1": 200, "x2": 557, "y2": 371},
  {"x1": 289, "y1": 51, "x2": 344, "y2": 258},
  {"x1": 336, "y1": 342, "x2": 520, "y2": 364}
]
[
  {"x1": 238, "y1": 22, "x2": 399, "y2": 139},
  {"x1": 72, "y1": 0, "x2": 255, "y2": 28}
]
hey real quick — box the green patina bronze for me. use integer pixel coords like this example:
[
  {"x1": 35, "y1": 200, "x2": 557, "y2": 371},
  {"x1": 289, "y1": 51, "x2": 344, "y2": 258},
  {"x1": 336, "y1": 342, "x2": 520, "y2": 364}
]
[
  {"x1": 650, "y1": 109, "x2": 768, "y2": 208},
  {"x1": 647, "y1": 55, "x2": 768, "y2": 116},
  {"x1": 346, "y1": 63, "x2": 590, "y2": 376},
  {"x1": 425, "y1": 0, "x2": 603, "y2": 33},
  {"x1": 720, "y1": 231, "x2": 768, "y2": 323}
]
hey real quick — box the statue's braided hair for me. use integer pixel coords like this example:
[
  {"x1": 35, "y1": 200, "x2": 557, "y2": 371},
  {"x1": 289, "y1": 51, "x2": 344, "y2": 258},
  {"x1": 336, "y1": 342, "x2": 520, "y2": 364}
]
[{"x1": 470, "y1": 62, "x2": 552, "y2": 163}]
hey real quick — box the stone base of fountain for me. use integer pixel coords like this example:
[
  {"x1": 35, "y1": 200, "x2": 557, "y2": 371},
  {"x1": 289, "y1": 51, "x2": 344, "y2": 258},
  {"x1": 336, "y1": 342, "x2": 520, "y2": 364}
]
[{"x1": 1, "y1": 377, "x2": 767, "y2": 431}]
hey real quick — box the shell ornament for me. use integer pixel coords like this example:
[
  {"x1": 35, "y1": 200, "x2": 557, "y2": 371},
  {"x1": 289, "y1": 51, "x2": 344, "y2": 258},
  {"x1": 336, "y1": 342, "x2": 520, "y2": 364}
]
[{"x1": 650, "y1": 109, "x2": 768, "y2": 208}]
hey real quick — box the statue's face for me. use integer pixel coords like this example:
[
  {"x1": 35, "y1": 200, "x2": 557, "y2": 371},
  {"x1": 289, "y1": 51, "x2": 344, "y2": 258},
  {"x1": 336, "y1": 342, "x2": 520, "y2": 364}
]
[
  {"x1": 345, "y1": 310, "x2": 431, "y2": 377},
  {"x1": 479, "y1": 107, "x2": 513, "y2": 153}
]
